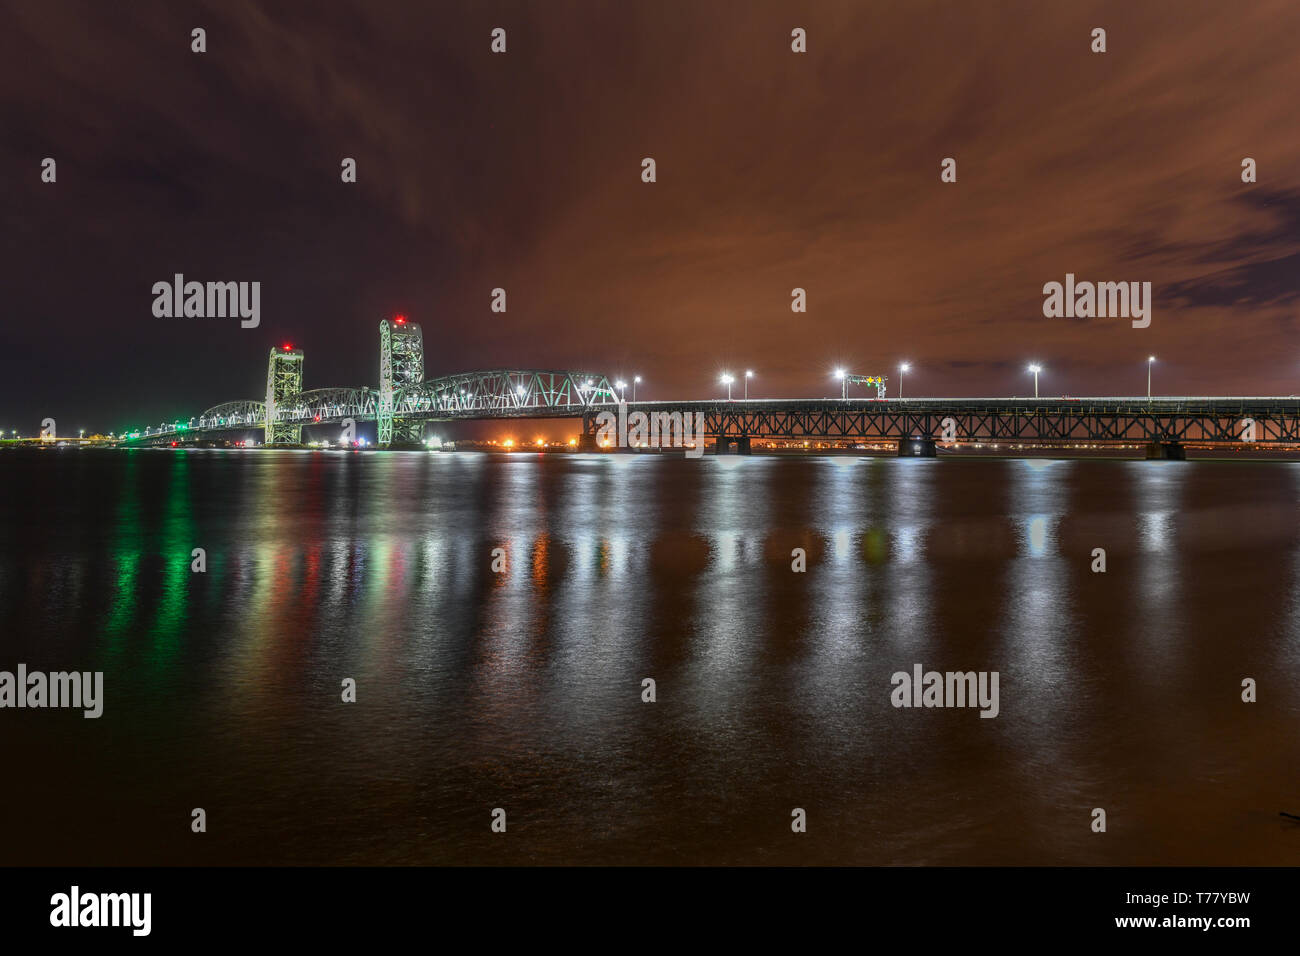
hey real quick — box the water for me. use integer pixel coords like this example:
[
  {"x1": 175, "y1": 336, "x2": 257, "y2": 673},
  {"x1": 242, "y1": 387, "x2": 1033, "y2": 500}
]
[{"x1": 1, "y1": 449, "x2": 1297, "y2": 865}]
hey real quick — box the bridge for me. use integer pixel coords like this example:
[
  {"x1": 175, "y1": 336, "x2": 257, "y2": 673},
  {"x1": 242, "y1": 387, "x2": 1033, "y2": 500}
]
[
  {"x1": 121, "y1": 318, "x2": 619, "y2": 447},
  {"x1": 596, "y1": 397, "x2": 1300, "y2": 458},
  {"x1": 114, "y1": 317, "x2": 1300, "y2": 458}
]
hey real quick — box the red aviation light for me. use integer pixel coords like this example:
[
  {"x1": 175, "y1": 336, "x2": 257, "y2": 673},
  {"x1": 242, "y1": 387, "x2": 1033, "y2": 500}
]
[
  {"x1": 283, "y1": 343, "x2": 293, "y2": 350},
  {"x1": 394, "y1": 314, "x2": 406, "y2": 325}
]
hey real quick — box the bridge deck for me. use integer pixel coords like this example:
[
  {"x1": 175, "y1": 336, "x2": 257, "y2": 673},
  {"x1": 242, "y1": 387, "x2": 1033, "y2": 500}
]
[
  {"x1": 580, "y1": 397, "x2": 1300, "y2": 445},
  {"x1": 122, "y1": 395, "x2": 1300, "y2": 445}
]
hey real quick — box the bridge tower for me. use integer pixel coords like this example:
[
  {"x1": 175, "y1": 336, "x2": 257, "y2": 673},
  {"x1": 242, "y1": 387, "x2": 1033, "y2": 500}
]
[
  {"x1": 378, "y1": 316, "x2": 425, "y2": 447},
  {"x1": 265, "y1": 345, "x2": 304, "y2": 444}
]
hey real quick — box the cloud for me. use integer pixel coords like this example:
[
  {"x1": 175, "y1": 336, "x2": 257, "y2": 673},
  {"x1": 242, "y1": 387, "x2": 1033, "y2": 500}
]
[{"x1": 4, "y1": 0, "x2": 1300, "y2": 426}]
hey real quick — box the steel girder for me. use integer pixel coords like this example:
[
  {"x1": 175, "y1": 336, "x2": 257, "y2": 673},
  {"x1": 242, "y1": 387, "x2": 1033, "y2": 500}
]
[
  {"x1": 125, "y1": 371, "x2": 616, "y2": 443},
  {"x1": 117, "y1": 401, "x2": 267, "y2": 443},
  {"x1": 395, "y1": 370, "x2": 617, "y2": 419},
  {"x1": 579, "y1": 398, "x2": 1300, "y2": 446},
  {"x1": 197, "y1": 401, "x2": 267, "y2": 430},
  {"x1": 277, "y1": 388, "x2": 378, "y2": 424}
]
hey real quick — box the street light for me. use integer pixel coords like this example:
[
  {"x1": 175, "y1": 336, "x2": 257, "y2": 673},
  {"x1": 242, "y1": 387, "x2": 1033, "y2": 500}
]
[
  {"x1": 899, "y1": 362, "x2": 911, "y2": 399},
  {"x1": 1027, "y1": 364, "x2": 1042, "y2": 398},
  {"x1": 616, "y1": 379, "x2": 627, "y2": 401},
  {"x1": 745, "y1": 369, "x2": 754, "y2": 400},
  {"x1": 720, "y1": 373, "x2": 734, "y2": 401},
  {"x1": 834, "y1": 368, "x2": 847, "y2": 400},
  {"x1": 633, "y1": 375, "x2": 641, "y2": 402},
  {"x1": 1147, "y1": 356, "x2": 1155, "y2": 400}
]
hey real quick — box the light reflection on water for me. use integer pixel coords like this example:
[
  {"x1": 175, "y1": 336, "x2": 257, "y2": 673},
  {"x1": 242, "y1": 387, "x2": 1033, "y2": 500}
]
[{"x1": 0, "y1": 449, "x2": 1296, "y2": 865}]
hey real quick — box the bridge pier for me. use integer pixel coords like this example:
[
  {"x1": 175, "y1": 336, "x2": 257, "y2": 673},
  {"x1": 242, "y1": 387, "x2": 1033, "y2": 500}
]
[
  {"x1": 265, "y1": 346, "x2": 304, "y2": 445},
  {"x1": 389, "y1": 420, "x2": 424, "y2": 447},
  {"x1": 1144, "y1": 441, "x2": 1186, "y2": 460},
  {"x1": 578, "y1": 434, "x2": 600, "y2": 452},
  {"x1": 378, "y1": 317, "x2": 425, "y2": 448},
  {"x1": 897, "y1": 438, "x2": 937, "y2": 457},
  {"x1": 712, "y1": 436, "x2": 753, "y2": 455},
  {"x1": 713, "y1": 436, "x2": 753, "y2": 454}
]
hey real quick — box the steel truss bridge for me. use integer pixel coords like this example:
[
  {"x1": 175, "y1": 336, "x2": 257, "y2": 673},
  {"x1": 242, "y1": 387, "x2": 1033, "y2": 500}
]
[
  {"x1": 580, "y1": 397, "x2": 1300, "y2": 457},
  {"x1": 122, "y1": 319, "x2": 619, "y2": 447},
  {"x1": 116, "y1": 319, "x2": 1300, "y2": 455}
]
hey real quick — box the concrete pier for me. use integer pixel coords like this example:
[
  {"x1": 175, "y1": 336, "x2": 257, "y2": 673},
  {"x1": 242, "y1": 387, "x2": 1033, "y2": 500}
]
[
  {"x1": 897, "y1": 438, "x2": 937, "y2": 457},
  {"x1": 1144, "y1": 441, "x2": 1186, "y2": 460}
]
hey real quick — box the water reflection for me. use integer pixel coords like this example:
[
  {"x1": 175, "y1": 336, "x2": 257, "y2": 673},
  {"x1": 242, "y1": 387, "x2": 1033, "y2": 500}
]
[
  {"x1": 1130, "y1": 460, "x2": 1188, "y2": 654},
  {"x1": 998, "y1": 460, "x2": 1077, "y2": 780},
  {"x1": 0, "y1": 450, "x2": 1296, "y2": 866}
]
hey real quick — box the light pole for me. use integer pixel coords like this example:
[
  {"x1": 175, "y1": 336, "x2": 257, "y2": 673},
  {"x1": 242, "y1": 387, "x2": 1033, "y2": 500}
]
[
  {"x1": 616, "y1": 379, "x2": 627, "y2": 402},
  {"x1": 633, "y1": 375, "x2": 641, "y2": 402},
  {"x1": 1028, "y1": 363, "x2": 1042, "y2": 398},
  {"x1": 835, "y1": 368, "x2": 846, "y2": 400},
  {"x1": 720, "y1": 373, "x2": 734, "y2": 401},
  {"x1": 745, "y1": 370, "x2": 753, "y2": 400},
  {"x1": 899, "y1": 362, "x2": 910, "y2": 399},
  {"x1": 1147, "y1": 356, "x2": 1155, "y2": 400}
]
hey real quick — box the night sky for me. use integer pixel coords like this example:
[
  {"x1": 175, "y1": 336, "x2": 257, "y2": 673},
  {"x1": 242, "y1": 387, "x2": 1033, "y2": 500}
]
[{"x1": 3, "y1": 0, "x2": 1300, "y2": 434}]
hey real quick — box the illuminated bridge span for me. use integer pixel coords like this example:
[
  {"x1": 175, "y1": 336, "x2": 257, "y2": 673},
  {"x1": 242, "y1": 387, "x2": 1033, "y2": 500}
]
[
  {"x1": 124, "y1": 318, "x2": 618, "y2": 447},
  {"x1": 586, "y1": 397, "x2": 1300, "y2": 458},
  {"x1": 120, "y1": 317, "x2": 1300, "y2": 457}
]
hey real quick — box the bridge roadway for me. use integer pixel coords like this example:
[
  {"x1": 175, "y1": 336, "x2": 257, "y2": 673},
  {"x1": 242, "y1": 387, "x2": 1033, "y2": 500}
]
[
  {"x1": 120, "y1": 368, "x2": 620, "y2": 444},
  {"x1": 128, "y1": 392, "x2": 1300, "y2": 457},
  {"x1": 579, "y1": 396, "x2": 1300, "y2": 457},
  {"x1": 110, "y1": 321, "x2": 1300, "y2": 455}
]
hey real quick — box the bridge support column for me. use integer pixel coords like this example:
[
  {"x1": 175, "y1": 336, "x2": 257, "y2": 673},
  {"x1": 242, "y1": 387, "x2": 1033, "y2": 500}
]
[
  {"x1": 897, "y1": 438, "x2": 937, "y2": 457},
  {"x1": 388, "y1": 420, "x2": 424, "y2": 448},
  {"x1": 578, "y1": 434, "x2": 600, "y2": 452},
  {"x1": 378, "y1": 318, "x2": 425, "y2": 448},
  {"x1": 1144, "y1": 441, "x2": 1185, "y2": 460},
  {"x1": 735, "y1": 436, "x2": 752, "y2": 455},
  {"x1": 265, "y1": 346, "x2": 304, "y2": 445},
  {"x1": 713, "y1": 437, "x2": 733, "y2": 454}
]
